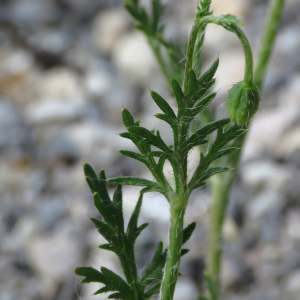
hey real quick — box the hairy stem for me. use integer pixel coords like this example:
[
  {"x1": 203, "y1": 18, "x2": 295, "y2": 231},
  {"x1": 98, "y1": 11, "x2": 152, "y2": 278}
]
[
  {"x1": 254, "y1": 0, "x2": 285, "y2": 89},
  {"x1": 193, "y1": 0, "x2": 212, "y2": 76},
  {"x1": 229, "y1": 24, "x2": 254, "y2": 85},
  {"x1": 159, "y1": 200, "x2": 186, "y2": 300},
  {"x1": 207, "y1": 0, "x2": 285, "y2": 296}
]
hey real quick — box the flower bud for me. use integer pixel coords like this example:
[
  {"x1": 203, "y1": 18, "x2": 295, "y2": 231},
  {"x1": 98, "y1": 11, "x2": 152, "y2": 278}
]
[{"x1": 225, "y1": 81, "x2": 260, "y2": 125}]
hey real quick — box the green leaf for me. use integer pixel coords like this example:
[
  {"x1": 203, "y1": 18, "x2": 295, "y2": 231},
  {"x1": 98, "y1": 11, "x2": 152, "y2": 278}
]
[
  {"x1": 204, "y1": 274, "x2": 218, "y2": 300},
  {"x1": 152, "y1": 0, "x2": 165, "y2": 33},
  {"x1": 186, "y1": 69, "x2": 198, "y2": 98},
  {"x1": 185, "y1": 119, "x2": 230, "y2": 150},
  {"x1": 119, "y1": 150, "x2": 148, "y2": 164},
  {"x1": 155, "y1": 113, "x2": 178, "y2": 127},
  {"x1": 171, "y1": 78, "x2": 185, "y2": 116},
  {"x1": 83, "y1": 162, "x2": 97, "y2": 180},
  {"x1": 181, "y1": 248, "x2": 190, "y2": 256},
  {"x1": 197, "y1": 295, "x2": 209, "y2": 300},
  {"x1": 101, "y1": 267, "x2": 129, "y2": 290},
  {"x1": 144, "y1": 281, "x2": 161, "y2": 298},
  {"x1": 182, "y1": 222, "x2": 196, "y2": 245},
  {"x1": 108, "y1": 176, "x2": 161, "y2": 188},
  {"x1": 148, "y1": 151, "x2": 166, "y2": 157},
  {"x1": 210, "y1": 147, "x2": 238, "y2": 162},
  {"x1": 198, "y1": 57, "x2": 219, "y2": 85},
  {"x1": 128, "y1": 126, "x2": 172, "y2": 153},
  {"x1": 75, "y1": 267, "x2": 106, "y2": 284},
  {"x1": 90, "y1": 217, "x2": 117, "y2": 242},
  {"x1": 127, "y1": 194, "x2": 148, "y2": 242},
  {"x1": 190, "y1": 92, "x2": 216, "y2": 117},
  {"x1": 200, "y1": 167, "x2": 229, "y2": 182},
  {"x1": 122, "y1": 108, "x2": 135, "y2": 127},
  {"x1": 139, "y1": 241, "x2": 167, "y2": 284},
  {"x1": 150, "y1": 90, "x2": 177, "y2": 119},
  {"x1": 93, "y1": 193, "x2": 118, "y2": 228},
  {"x1": 193, "y1": 181, "x2": 206, "y2": 189},
  {"x1": 213, "y1": 14, "x2": 243, "y2": 29},
  {"x1": 107, "y1": 292, "x2": 124, "y2": 299},
  {"x1": 140, "y1": 185, "x2": 166, "y2": 196}
]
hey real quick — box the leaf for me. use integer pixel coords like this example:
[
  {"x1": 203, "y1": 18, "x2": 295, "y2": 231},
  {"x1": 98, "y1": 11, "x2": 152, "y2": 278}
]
[
  {"x1": 198, "y1": 58, "x2": 219, "y2": 85},
  {"x1": 181, "y1": 249, "x2": 190, "y2": 256},
  {"x1": 186, "y1": 69, "x2": 198, "y2": 98},
  {"x1": 139, "y1": 241, "x2": 167, "y2": 284},
  {"x1": 200, "y1": 167, "x2": 229, "y2": 182},
  {"x1": 75, "y1": 267, "x2": 106, "y2": 284},
  {"x1": 213, "y1": 14, "x2": 243, "y2": 29},
  {"x1": 197, "y1": 295, "x2": 209, "y2": 300},
  {"x1": 193, "y1": 181, "x2": 206, "y2": 189},
  {"x1": 108, "y1": 176, "x2": 161, "y2": 188},
  {"x1": 193, "y1": 79, "x2": 215, "y2": 101},
  {"x1": 155, "y1": 113, "x2": 177, "y2": 127},
  {"x1": 144, "y1": 281, "x2": 161, "y2": 298},
  {"x1": 107, "y1": 292, "x2": 124, "y2": 299},
  {"x1": 127, "y1": 194, "x2": 148, "y2": 242},
  {"x1": 182, "y1": 222, "x2": 196, "y2": 245},
  {"x1": 119, "y1": 150, "x2": 148, "y2": 164},
  {"x1": 128, "y1": 126, "x2": 172, "y2": 153},
  {"x1": 185, "y1": 119, "x2": 230, "y2": 150},
  {"x1": 190, "y1": 92, "x2": 216, "y2": 117},
  {"x1": 140, "y1": 185, "x2": 166, "y2": 196},
  {"x1": 83, "y1": 162, "x2": 98, "y2": 180},
  {"x1": 93, "y1": 193, "x2": 118, "y2": 228},
  {"x1": 210, "y1": 147, "x2": 238, "y2": 162},
  {"x1": 90, "y1": 217, "x2": 117, "y2": 242},
  {"x1": 119, "y1": 132, "x2": 132, "y2": 140},
  {"x1": 150, "y1": 90, "x2": 177, "y2": 119},
  {"x1": 204, "y1": 274, "x2": 218, "y2": 300},
  {"x1": 122, "y1": 108, "x2": 135, "y2": 127},
  {"x1": 148, "y1": 151, "x2": 165, "y2": 157},
  {"x1": 101, "y1": 267, "x2": 129, "y2": 290},
  {"x1": 171, "y1": 78, "x2": 185, "y2": 116},
  {"x1": 152, "y1": 0, "x2": 165, "y2": 33}
]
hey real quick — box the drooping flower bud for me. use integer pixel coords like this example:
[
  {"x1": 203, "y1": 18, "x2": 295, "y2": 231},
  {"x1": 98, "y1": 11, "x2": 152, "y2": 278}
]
[{"x1": 225, "y1": 81, "x2": 260, "y2": 125}]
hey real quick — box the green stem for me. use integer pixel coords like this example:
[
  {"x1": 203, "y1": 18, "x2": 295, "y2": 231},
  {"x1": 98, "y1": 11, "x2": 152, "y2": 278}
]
[
  {"x1": 229, "y1": 24, "x2": 254, "y2": 85},
  {"x1": 207, "y1": 134, "x2": 245, "y2": 293},
  {"x1": 254, "y1": 0, "x2": 285, "y2": 89},
  {"x1": 207, "y1": 0, "x2": 285, "y2": 295},
  {"x1": 148, "y1": 37, "x2": 172, "y2": 89},
  {"x1": 159, "y1": 200, "x2": 186, "y2": 300},
  {"x1": 208, "y1": 175, "x2": 231, "y2": 288},
  {"x1": 193, "y1": 0, "x2": 212, "y2": 77}
]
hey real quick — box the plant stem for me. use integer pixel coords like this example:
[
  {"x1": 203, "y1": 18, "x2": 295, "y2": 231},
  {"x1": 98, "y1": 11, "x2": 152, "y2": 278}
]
[
  {"x1": 207, "y1": 134, "x2": 245, "y2": 292},
  {"x1": 254, "y1": 0, "x2": 285, "y2": 89},
  {"x1": 207, "y1": 0, "x2": 285, "y2": 296},
  {"x1": 148, "y1": 37, "x2": 172, "y2": 89},
  {"x1": 229, "y1": 24, "x2": 254, "y2": 85},
  {"x1": 159, "y1": 199, "x2": 186, "y2": 300}
]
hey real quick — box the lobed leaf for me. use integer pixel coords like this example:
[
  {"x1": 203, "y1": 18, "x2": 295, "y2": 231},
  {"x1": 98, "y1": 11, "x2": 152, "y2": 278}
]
[
  {"x1": 75, "y1": 267, "x2": 106, "y2": 284},
  {"x1": 182, "y1": 222, "x2": 197, "y2": 245},
  {"x1": 126, "y1": 194, "x2": 149, "y2": 242}
]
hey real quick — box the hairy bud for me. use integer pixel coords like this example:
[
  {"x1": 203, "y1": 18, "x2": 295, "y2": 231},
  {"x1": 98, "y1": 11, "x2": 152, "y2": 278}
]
[{"x1": 225, "y1": 81, "x2": 260, "y2": 125}]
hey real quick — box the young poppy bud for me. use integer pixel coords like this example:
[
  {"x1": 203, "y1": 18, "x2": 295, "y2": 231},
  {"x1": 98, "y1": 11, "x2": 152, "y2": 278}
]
[{"x1": 225, "y1": 81, "x2": 260, "y2": 125}]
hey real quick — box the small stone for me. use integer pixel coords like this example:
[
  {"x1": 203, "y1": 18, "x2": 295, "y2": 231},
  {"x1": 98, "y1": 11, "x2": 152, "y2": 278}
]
[
  {"x1": 112, "y1": 32, "x2": 156, "y2": 84},
  {"x1": 25, "y1": 99, "x2": 85, "y2": 124},
  {"x1": 241, "y1": 161, "x2": 292, "y2": 192},
  {"x1": 92, "y1": 8, "x2": 130, "y2": 53},
  {"x1": 284, "y1": 269, "x2": 300, "y2": 295}
]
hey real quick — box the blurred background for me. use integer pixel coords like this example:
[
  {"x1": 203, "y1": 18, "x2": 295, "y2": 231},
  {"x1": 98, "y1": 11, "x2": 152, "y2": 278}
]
[{"x1": 0, "y1": 0, "x2": 300, "y2": 299}]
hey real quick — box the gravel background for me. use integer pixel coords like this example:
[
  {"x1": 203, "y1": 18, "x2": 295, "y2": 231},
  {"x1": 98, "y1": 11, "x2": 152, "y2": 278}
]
[{"x1": 0, "y1": 0, "x2": 300, "y2": 299}]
